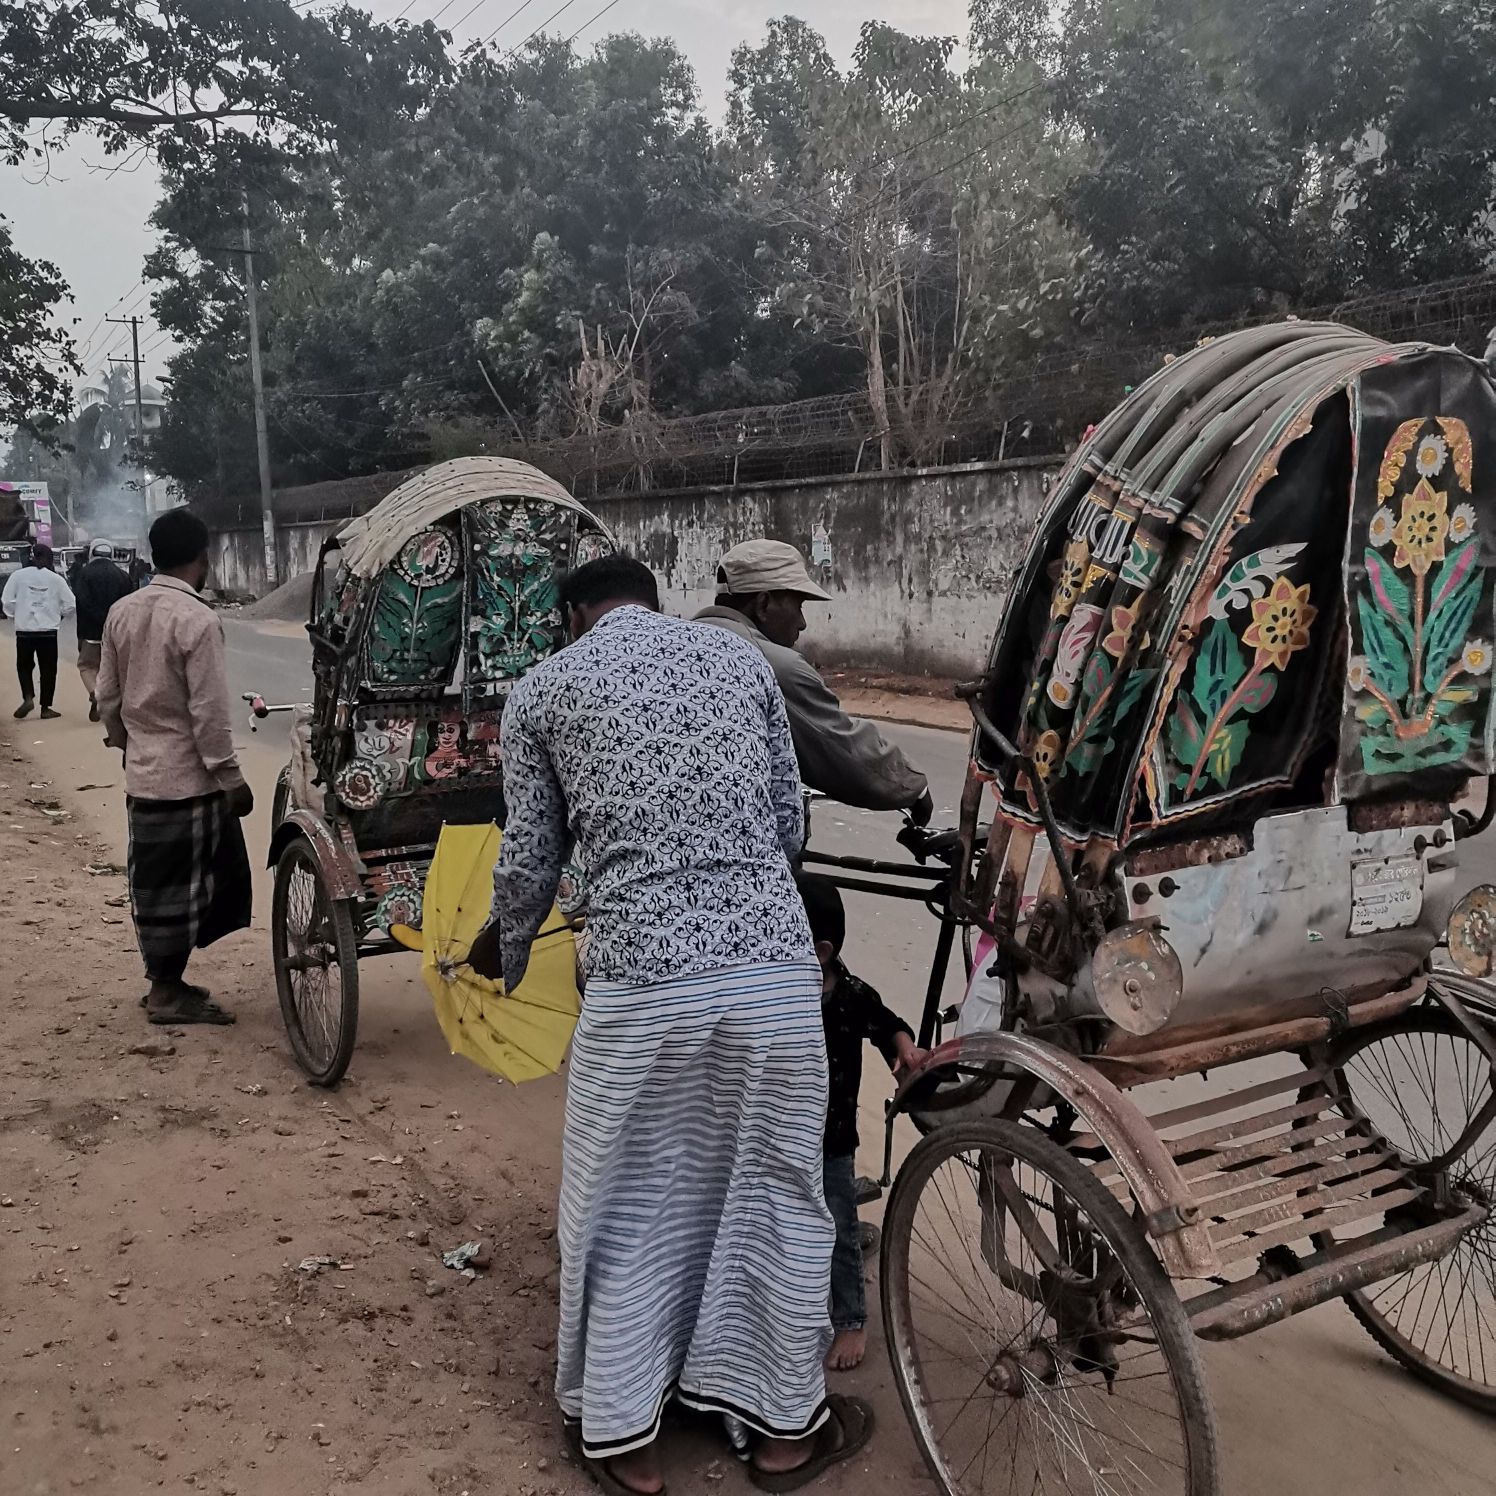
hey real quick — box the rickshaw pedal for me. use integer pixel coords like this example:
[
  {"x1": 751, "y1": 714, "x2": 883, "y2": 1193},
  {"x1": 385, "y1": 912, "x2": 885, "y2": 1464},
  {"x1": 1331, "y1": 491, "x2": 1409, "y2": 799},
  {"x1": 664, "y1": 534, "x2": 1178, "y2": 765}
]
[{"x1": 854, "y1": 1175, "x2": 883, "y2": 1207}]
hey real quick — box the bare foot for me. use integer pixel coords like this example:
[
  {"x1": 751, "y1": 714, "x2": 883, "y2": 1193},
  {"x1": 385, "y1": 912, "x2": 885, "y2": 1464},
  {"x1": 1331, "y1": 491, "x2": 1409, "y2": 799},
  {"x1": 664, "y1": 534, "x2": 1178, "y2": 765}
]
[
  {"x1": 825, "y1": 1327, "x2": 867, "y2": 1371},
  {"x1": 605, "y1": 1442, "x2": 664, "y2": 1494}
]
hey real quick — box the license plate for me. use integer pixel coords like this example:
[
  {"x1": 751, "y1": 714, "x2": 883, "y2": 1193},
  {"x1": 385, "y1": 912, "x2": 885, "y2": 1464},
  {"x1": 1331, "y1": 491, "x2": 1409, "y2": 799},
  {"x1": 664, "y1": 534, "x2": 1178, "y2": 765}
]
[{"x1": 1350, "y1": 856, "x2": 1424, "y2": 935}]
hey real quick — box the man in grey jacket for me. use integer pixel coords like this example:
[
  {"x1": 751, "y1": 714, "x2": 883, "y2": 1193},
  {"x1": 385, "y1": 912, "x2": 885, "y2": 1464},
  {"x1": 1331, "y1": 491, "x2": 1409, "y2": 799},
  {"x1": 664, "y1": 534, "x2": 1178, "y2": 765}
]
[{"x1": 695, "y1": 539, "x2": 932, "y2": 821}]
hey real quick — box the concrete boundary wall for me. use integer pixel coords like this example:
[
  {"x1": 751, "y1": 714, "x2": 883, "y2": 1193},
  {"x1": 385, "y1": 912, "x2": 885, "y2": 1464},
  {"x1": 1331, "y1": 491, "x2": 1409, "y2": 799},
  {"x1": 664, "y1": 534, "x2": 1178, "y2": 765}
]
[{"x1": 208, "y1": 456, "x2": 1061, "y2": 677}]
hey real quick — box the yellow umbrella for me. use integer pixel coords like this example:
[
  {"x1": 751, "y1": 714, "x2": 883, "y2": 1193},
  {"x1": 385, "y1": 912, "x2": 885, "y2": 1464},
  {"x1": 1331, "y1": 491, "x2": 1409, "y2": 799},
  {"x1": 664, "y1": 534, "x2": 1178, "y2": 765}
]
[{"x1": 417, "y1": 821, "x2": 580, "y2": 1082}]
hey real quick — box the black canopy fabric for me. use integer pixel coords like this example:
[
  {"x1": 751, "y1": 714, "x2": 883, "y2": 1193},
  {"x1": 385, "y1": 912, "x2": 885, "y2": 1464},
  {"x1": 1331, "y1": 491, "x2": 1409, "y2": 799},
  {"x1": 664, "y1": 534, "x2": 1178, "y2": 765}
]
[
  {"x1": 979, "y1": 324, "x2": 1496, "y2": 851},
  {"x1": 1338, "y1": 353, "x2": 1496, "y2": 799}
]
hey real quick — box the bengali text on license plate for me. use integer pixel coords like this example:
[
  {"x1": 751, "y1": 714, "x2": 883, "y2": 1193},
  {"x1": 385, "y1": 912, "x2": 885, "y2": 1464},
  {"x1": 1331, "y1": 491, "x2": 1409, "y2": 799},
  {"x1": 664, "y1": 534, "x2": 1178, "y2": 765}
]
[{"x1": 1349, "y1": 856, "x2": 1424, "y2": 936}]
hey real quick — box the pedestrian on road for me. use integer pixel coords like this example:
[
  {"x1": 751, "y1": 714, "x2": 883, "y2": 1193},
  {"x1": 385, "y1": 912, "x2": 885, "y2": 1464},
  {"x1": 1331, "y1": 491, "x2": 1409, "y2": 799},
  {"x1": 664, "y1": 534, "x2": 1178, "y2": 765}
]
[
  {"x1": 694, "y1": 539, "x2": 933, "y2": 821},
  {"x1": 96, "y1": 509, "x2": 253, "y2": 1026},
  {"x1": 2, "y1": 543, "x2": 75, "y2": 720},
  {"x1": 73, "y1": 539, "x2": 133, "y2": 722},
  {"x1": 494, "y1": 554, "x2": 872, "y2": 1496}
]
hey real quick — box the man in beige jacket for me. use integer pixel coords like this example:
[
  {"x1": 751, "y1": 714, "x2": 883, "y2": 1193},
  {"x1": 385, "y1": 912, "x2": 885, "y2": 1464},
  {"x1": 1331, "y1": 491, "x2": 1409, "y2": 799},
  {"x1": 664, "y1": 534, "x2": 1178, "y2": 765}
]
[
  {"x1": 97, "y1": 509, "x2": 253, "y2": 1025},
  {"x1": 694, "y1": 539, "x2": 932, "y2": 820}
]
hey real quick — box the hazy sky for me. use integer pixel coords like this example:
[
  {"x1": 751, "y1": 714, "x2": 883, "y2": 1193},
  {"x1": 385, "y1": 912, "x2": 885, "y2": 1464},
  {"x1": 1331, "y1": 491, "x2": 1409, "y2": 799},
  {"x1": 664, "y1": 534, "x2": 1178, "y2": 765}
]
[{"x1": 1, "y1": 1, "x2": 967, "y2": 399}]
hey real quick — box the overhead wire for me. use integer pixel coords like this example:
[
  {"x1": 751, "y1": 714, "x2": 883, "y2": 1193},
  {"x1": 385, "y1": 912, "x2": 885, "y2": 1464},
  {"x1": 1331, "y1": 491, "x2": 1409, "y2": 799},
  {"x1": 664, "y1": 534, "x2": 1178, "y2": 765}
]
[
  {"x1": 563, "y1": 0, "x2": 621, "y2": 45},
  {"x1": 478, "y1": 0, "x2": 535, "y2": 44},
  {"x1": 502, "y1": 0, "x2": 581, "y2": 56},
  {"x1": 451, "y1": 0, "x2": 500, "y2": 34}
]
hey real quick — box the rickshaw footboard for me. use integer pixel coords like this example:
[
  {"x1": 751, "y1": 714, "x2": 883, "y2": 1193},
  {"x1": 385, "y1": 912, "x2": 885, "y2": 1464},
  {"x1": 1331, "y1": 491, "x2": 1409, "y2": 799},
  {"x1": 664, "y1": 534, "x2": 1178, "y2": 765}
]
[
  {"x1": 1083, "y1": 1042, "x2": 1488, "y2": 1291},
  {"x1": 1185, "y1": 1201, "x2": 1484, "y2": 1339}
]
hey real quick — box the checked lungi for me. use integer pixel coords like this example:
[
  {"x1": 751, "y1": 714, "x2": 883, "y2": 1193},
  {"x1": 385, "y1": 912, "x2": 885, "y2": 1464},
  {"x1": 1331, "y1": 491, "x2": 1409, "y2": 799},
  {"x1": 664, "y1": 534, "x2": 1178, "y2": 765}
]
[
  {"x1": 126, "y1": 791, "x2": 253, "y2": 980},
  {"x1": 556, "y1": 958, "x2": 834, "y2": 1459}
]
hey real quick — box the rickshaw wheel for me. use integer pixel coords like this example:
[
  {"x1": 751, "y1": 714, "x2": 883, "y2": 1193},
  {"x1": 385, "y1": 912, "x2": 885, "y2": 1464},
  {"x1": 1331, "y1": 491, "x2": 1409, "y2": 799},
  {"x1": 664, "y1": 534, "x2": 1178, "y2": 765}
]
[
  {"x1": 1321, "y1": 1005, "x2": 1496, "y2": 1412},
  {"x1": 882, "y1": 1119, "x2": 1219, "y2": 1496},
  {"x1": 271, "y1": 836, "x2": 360, "y2": 1087}
]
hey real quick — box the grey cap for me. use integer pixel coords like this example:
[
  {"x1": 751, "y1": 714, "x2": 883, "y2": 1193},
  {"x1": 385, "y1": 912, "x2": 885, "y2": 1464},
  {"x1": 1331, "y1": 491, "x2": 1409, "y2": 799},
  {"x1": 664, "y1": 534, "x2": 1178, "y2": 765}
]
[
  {"x1": 717, "y1": 539, "x2": 831, "y2": 602},
  {"x1": 89, "y1": 539, "x2": 115, "y2": 558}
]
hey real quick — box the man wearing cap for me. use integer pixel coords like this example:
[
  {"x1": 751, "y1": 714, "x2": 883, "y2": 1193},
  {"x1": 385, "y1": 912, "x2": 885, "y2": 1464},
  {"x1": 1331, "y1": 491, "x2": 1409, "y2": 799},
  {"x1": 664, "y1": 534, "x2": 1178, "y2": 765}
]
[
  {"x1": 73, "y1": 539, "x2": 134, "y2": 722},
  {"x1": 695, "y1": 539, "x2": 932, "y2": 820}
]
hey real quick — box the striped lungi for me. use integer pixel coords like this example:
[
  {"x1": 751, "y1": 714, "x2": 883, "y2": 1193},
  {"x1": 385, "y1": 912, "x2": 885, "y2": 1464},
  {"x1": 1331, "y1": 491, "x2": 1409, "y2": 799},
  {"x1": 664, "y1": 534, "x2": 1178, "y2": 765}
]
[
  {"x1": 557, "y1": 959, "x2": 834, "y2": 1458},
  {"x1": 126, "y1": 791, "x2": 253, "y2": 978}
]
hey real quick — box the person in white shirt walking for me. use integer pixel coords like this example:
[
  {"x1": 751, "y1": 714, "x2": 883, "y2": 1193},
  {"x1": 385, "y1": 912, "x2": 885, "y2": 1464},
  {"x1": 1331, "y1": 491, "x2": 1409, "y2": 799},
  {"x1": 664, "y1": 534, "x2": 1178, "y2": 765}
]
[{"x1": 2, "y1": 544, "x2": 76, "y2": 719}]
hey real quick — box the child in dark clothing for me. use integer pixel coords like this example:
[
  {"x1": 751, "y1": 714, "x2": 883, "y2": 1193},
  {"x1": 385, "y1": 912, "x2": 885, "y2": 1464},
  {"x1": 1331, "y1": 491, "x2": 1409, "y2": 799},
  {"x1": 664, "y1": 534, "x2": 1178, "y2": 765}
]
[{"x1": 798, "y1": 874, "x2": 927, "y2": 1371}]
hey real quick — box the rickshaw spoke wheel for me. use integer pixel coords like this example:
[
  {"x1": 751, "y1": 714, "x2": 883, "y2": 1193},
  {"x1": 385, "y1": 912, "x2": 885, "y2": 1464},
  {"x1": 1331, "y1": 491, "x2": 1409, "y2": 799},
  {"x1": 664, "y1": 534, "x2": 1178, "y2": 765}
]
[
  {"x1": 882, "y1": 1119, "x2": 1218, "y2": 1496},
  {"x1": 1324, "y1": 1004, "x2": 1496, "y2": 1411},
  {"x1": 271, "y1": 838, "x2": 360, "y2": 1087}
]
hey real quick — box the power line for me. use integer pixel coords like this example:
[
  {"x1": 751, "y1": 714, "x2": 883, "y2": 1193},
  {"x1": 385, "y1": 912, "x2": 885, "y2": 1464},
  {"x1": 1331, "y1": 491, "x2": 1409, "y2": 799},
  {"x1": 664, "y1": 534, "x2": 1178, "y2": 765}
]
[
  {"x1": 451, "y1": 0, "x2": 498, "y2": 33},
  {"x1": 503, "y1": 0, "x2": 581, "y2": 56},
  {"x1": 563, "y1": 0, "x2": 621, "y2": 45},
  {"x1": 479, "y1": 0, "x2": 534, "y2": 43},
  {"x1": 76, "y1": 281, "x2": 146, "y2": 365}
]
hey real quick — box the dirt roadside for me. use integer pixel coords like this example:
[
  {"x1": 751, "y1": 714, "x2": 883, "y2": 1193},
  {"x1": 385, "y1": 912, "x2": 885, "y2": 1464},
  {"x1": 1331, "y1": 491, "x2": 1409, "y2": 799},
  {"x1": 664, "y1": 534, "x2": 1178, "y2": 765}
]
[
  {"x1": 0, "y1": 707, "x2": 928, "y2": 1496},
  {"x1": 0, "y1": 731, "x2": 578, "y2": 1496}
]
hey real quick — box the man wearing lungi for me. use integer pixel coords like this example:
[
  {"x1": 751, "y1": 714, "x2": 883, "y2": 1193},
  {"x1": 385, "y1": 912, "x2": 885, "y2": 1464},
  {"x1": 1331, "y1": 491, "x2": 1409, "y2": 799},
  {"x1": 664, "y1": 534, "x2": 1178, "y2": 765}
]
[
  {"x1": 96, "y1": 508, "x2": 253, "y2": 1025},
  {"x1": 495, "y1": 553, "x2": 873, "y2": 1495}
]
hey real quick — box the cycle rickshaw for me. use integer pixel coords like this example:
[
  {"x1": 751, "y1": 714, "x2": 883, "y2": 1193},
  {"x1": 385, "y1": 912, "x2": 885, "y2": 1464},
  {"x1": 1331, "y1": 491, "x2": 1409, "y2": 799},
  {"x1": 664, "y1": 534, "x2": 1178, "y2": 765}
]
[
  {"x1": 810, "y1": 322, "x2": 1496, "y2": 1494},
  {"x1": 256, "y1": 456, "x2": 614, "y2": 1085}
]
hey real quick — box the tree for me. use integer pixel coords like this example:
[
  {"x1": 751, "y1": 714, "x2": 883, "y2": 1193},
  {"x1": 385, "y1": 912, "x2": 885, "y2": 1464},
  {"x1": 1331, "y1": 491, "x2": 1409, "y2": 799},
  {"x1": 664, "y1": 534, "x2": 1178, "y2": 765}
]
[
  {"x1": 1, "y1": 1, "x2": 449, "y2": 170},
  {"x1": 1054, "y1": 0, "x2": 1496, "y2": 329},
  {"x1": 727, "y1": 18, "x2": 1083, "y2": 465},
  {"x1": 146, "y1": 33, "x2": 822, "y2": 494},
  {"x1": 1, "y1": 0, "x2": 449, "y2": 444},
  {"x1": 0, "y1": 220, "x2": 77, "y2": 437}
]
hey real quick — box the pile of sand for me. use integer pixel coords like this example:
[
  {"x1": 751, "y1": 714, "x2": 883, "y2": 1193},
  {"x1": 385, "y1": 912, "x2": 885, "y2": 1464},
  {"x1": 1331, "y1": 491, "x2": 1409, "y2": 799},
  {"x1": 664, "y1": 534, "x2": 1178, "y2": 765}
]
[{"x1": 237, "y1": 570, "x2": 315, "y2": 622}]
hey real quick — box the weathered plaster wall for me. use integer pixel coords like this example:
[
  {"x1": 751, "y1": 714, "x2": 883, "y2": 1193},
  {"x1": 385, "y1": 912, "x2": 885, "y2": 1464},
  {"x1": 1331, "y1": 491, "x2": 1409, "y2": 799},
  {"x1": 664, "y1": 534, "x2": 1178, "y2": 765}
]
[
  {"x1": 595, "y1": 458, "x2": 1056, "y2": 676},
  {"x1": 208, "y1": 456, "x2": 1060, "y2": 676}
]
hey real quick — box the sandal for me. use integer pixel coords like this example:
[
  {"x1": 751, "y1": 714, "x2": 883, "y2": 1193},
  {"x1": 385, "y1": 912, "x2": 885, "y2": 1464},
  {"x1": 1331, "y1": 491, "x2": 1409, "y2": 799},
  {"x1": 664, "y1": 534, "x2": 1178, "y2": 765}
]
[
  {"x1": 148, "y1": 994, "x2": 236, "y2": 1026},
  {"x1": 748, "y1": 1394, "x2": 874, "y2": 1493},
  {"x1": 140, "y1": 983, "x2": 214, "y2": 1009},
  {"x1": 581, "y1": 1456, "x2": 666, "y2": 1496},
  {"x1": 565, "y1": 1422, "x2": 667, "y2": 1496}
]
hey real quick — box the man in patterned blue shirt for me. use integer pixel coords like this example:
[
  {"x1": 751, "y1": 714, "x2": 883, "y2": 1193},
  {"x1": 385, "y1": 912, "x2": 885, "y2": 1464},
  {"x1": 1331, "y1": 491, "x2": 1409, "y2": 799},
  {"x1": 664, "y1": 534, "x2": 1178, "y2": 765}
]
[{"x1": 495, "y1": 554, "x2": 873, "y2": 1495}]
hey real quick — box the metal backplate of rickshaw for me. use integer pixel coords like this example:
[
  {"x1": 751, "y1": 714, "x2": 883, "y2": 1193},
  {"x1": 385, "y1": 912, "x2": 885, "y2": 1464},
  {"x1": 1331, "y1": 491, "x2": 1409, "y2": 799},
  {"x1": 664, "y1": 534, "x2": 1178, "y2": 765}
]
[{"x1": 1108, "y1": 802, "x2": 1458, "y2": 1032}]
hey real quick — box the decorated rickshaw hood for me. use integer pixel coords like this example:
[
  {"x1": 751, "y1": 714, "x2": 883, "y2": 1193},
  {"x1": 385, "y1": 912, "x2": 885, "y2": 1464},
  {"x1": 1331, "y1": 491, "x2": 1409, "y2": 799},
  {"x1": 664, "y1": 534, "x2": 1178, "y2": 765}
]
[
  {"x1": 977, "y1": 323, "x2": 1496, "y2": 851},
  {"x1": 336, "y1": 456, "x2": 611, "y2": 579}
]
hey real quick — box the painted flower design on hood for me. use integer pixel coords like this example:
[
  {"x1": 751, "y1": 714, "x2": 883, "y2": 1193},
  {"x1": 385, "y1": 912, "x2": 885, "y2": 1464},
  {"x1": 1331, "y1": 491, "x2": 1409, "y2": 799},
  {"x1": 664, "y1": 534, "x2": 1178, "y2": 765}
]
[{"x1": 1241, "y1": 576, "x2": 1317, "y2": 670}]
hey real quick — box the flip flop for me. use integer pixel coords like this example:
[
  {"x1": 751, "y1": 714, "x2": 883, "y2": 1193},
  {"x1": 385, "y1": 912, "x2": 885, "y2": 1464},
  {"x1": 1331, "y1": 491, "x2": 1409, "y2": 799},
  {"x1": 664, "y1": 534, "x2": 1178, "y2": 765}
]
[
  {"x1": 140, "y1": 983, "x2": 213, "y2": 1009},
  {"x1": 748, "y1": 1395, "x2": 874, "y2": 1493},
  {"x1": 148, "y1": 994, "x2": 235, "y2": 1026},
  {"x1": 564, "y1": 1422, "x2": 667, "y2": 1496}
]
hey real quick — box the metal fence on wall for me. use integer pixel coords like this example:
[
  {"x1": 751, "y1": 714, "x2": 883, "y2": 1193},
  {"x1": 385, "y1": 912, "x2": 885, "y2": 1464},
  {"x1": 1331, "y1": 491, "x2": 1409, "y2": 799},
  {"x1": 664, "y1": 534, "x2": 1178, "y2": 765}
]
[
  {"x1": 202, "y1": 271, "x2": 1496, "y2": 527},
  {"x1": 491, "y1": 271, "x2": 1496, "y2": 497}
]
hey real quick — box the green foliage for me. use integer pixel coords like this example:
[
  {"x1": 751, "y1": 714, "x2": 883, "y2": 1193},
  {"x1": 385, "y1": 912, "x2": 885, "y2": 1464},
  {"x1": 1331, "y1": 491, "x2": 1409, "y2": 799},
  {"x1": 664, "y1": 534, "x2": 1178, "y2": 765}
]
[
  {"x1": 1056, "y1": 0, "x2": 1496, "y2": 326},
  {"x1": 1422, "y1": 565, "x2": 1483, "y2": 693},
  {"x1": 0, "y1": 219, "x2": 76, "y2": 438}
]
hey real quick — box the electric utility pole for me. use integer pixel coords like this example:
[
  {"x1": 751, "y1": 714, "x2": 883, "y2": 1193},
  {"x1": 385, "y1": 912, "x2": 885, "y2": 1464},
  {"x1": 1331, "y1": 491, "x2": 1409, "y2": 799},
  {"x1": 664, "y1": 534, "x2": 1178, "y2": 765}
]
[
  {"x1": 242, "y1": 191, "x2": 278, "y2": 589},
  {"x1": 107, "y1": 314, "x2": 148, "y2": 541}
]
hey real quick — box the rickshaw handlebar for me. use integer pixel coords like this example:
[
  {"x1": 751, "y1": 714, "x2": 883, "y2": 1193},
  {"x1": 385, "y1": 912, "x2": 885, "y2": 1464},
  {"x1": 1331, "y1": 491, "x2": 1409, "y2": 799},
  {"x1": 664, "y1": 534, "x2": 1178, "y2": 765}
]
[{"x1": 241, "y1": 692, "x2": 309, "y2": 732}]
